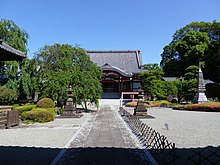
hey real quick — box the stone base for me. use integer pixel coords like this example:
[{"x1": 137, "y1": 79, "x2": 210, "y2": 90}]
[
  {"x1": 135, "y1": 112, "x2": 148, "y2": 116},
  {"x1": 134, "y1": 112, "x2": 155, "y2": 119},
  {"x1": 58, "y1": 110, "x2": 83, "y2": 118},
  {"x1": 196, "y1": 93, "x2": 208, "y2": 103}
]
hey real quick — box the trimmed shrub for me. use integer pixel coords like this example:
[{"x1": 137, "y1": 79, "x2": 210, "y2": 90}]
[
  {"x1": 173, "y1": 102, "x2": 220, "y2": 112},
  {"x1": 21, "y1": 108, "x2": 55, "y2": 123},
  {"x1": 147, "y1": 100, "x2": 172, "y2": 107},
  {"x1": 11, "y1": 104, "x2": 20, "y2": 110},
  {"x1": 186, "y1": 103, "x2": 220, "y2": 112},
  {"x1": 126, "y1": 102, "x2": 151, "y2": 108},
  {"x1": 126, "y1": 100, "x2": 173, "y2": 108},
  {"x1": 13, "y1": 104, "x2": 36, "y2": 114},
  {"x1": 36, "y1": 98, "x2": 55, "y2": 108}
]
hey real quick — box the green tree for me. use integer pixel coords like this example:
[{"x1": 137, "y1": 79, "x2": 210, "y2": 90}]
[
  {"x1": 35, "y1": 44, "x2": 102, "y2": 110},
  {"x1": 161, "y1": 21, "x2": 220, "y2": 82},
  {"x1": 140, "y1": 63, "x2": 178, "y2": 100},
  {"x1": 0, "y1": 19, "x2": 30, "y2": 100},
  {"x1": 181, "y1": 65, "x2": 198, "y2": 102},
  {"x1": 140, "y1": 64, "x2": 165, "y2": 100}
]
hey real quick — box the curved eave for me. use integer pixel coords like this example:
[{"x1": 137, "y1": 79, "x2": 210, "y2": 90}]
[
  {"x1": 101, "y1": 66, "x2": 133, "y2": 77},
  {"x1": 0, "y1": 40, "x2": 26, "y2": 61}
]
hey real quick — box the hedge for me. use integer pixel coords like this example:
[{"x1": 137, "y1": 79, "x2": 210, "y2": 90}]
[
  {"x1": 13, "y1": 104, "x2": 36, "y2": 114},
  {"x1": 173, "y1": 102, "x2": 220, "y2": 112},
  {"x1": 21, "y1": 108, "x2": 55, "y2": 123},
  {"x1": 126, "y1": 100, "x2": 172, "y2": 108}
]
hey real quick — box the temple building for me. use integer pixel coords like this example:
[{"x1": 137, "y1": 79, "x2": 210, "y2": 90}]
[
  {"x1": 0, "y1": 40, "x2": 25, "y2": 84},
  {"x1": 86, "y1": 50, "x2": 143, "y2": 99},
  {"x1": 0, "y1": 40, "x2": 25, "y2": 61}
]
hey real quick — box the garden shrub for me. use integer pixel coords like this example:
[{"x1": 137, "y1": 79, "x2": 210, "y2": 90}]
[
  {"x1": 186, "y1": 102, "x2": 220, "y2": 112},
  {"x1": 21, "y1": 108, "x2": 55, "y2": 123},
  {"x1": 0, "y1": 86, "x2": 17, "y2": 104},
  {"x1": 36, "y1": 98, "x2": 55, "y2": 108},
  {"x1": 126, "y1": 102, "x2": 151, "y2": 107},
  {"x1": 126, "y1": 100, "x2": 173, "y2": 108},
  {"x1": 173, "y1": 102, "x2": 220, "y2": 112},
  {"x1": 14, "y1": 104, "x2": 36, "y2": 114},
  {"x1": 147, "y1": 100, "x2": 172, "y2": 107},
  {"x1": 11, "y1": 104, "x2": 20, "y2": 110}
]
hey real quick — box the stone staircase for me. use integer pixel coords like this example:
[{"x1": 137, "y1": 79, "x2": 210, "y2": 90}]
[{"x1": 99, "y1": 99, "x2": 121, "y2": 107}]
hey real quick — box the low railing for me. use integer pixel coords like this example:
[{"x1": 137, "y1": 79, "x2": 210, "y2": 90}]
[
  {"x1": 7, "y1": 110, "x2": 19, "y2": 128},
  {"x1": 119, "y1": 107, "x2": 176, "y2": 165}
]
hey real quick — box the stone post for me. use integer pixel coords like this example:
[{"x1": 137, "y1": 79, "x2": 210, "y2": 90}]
[{"x1": 195, "y1": 64, "x2": 208, "y2": 103}]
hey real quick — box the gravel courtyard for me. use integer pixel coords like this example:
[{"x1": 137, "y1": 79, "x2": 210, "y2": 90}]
[
  {"x1": 0, "y1": 112, "x2": 93, "y2": 165},
  {"x1": 127, "y1": 107, "x2": 220, "y2": 148}
]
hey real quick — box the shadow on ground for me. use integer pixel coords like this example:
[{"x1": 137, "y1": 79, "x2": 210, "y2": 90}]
[
  {"x1": 149, "y1": 145, "x2": 220, "y2": 165},
  {"x1": 1, "y1": 145, "x2": 219, "y2": 165},
  {"x1": 0, "y1": 146, "x2": 150, "y2": 165},
  {"x1": 0, "y1": 146, "x2": 61, "y2": 165},
  {"x1": 60, "y1": 147, "x2": 150, "y2": 165}
]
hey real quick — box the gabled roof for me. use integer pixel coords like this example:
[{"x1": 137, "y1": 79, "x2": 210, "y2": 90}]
[
  {"x1": 86, "y1": 50, "x2": 143, "y2": 74},
  {"x1": 0, "y1": 40, "x2": 25, "y2": 61}
]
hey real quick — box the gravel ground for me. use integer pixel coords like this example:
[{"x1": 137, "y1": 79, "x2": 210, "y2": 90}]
[
  {"x1": 0, "y1": 112, "x2": 94, "y2": 165},
  {"x1": 125, "y1": 107, "x2": 220, "y2": 148}
]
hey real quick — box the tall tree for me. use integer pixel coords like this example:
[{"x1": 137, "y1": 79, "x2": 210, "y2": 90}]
[
  {"x1": 35, "y1": 44, "x2": 102, "y2": 109},
  {"x1": 160, "y1": 21, "x2": 220, "y2": 82},
  {"x1": 140, "y1": 64, "x2": 170, "y2": 100},
  {"x1": 0, "y1": 19, "x2": 30, "y2": 100}
]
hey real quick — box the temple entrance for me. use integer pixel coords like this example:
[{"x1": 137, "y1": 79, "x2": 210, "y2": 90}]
[
  {"x1": 102, "y1": 81, "x2": 120, "y2": 99},
  {"x1": 103, "y1": 82, "x2": 119, "y2": 92}
]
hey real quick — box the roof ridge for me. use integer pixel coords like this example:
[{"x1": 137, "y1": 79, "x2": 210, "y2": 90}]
[{"x1": 86, "y1": 50, "x2": 140, "y2": 53}]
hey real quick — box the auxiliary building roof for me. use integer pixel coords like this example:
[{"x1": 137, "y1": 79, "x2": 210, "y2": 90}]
[
  {"x1": 86, "y1": 50, "x2": 143, "y2": 74},
  {"x1": 0, "y1": 40, "x2": 25, "y2": 61}
]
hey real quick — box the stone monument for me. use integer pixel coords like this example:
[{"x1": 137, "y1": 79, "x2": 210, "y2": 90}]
[
  {"x1": 195, "y1": 64, "x2": 208, "y2": 103},
  {"x1": 133, "y1": 87, "x2": 148, "y2": 117},
  {"x1": 60, "y1": 85, "x2": 83, "y2": 118}
]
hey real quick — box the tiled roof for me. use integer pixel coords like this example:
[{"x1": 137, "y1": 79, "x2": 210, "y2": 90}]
[
  {"x1": 163, "y1": 77, "x2": 178, "y2": 81},
  {"x1": 0, "y1": 40, "x2": 25, "y2": 61},
  {"x1": 163, "y1": 76, "x2": 214, "y2": 85},
  {"x1": 86, "y1": 50, "x2": 143, "y2": 74}
]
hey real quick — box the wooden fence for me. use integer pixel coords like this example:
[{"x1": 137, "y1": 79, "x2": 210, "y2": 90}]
[
  {"x1": 119, "y1": 107, "x2": 176, "y2": 165},
  {"x1": 0, "y1": 111, "x2": 7, "y2": 129},
  {"x1": 0, "y1": 109, "x2": 19, "y2": 129},
  {"x1": 7, "y1": 110, "x2": 19, "y2": 128}
]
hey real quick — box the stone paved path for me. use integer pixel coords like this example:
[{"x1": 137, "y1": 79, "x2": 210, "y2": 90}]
[{"x1": 56, "y1": 106, "x2": 152, "y2": 165}]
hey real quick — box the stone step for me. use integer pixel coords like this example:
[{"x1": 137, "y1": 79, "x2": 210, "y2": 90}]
[{"x1": 99, "y1": 99, "x2": 121, "y2": 106}]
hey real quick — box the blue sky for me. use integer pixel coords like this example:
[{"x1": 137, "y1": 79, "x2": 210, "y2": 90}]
[{"x1": 1, "y1": 0, "x2": 219, "y2": 64}]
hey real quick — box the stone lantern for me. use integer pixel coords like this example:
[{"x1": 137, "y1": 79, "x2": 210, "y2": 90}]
[
  {"x1": 60, "y1": 85, "x2": 82, "y2": 118},
  {"x1": 133, "y1": 86, "x2": 148, "y2": 117}
]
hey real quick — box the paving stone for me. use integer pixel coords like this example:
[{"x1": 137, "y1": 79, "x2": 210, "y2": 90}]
[{"x1": 58, "y1": 106, "x2": 151, "y2": 165}]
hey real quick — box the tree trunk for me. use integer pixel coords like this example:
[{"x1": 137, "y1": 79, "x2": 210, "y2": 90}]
[{"x1": 84, "y1": 101, "x2": 88, "y2": 112}]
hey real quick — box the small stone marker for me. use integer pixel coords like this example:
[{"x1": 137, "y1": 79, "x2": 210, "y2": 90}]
[{"x1": 59, "y1": 85, "x2": 83, "y2": 118}]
